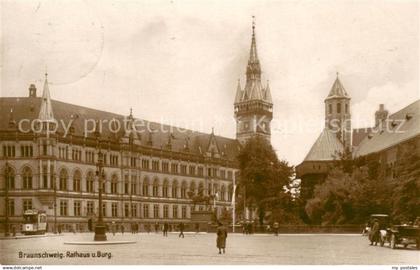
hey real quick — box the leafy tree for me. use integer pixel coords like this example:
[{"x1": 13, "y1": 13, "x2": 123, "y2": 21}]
[
  {"x1": 237, "y1": 135, "x2": 294, "y2": 224},
  {"x1": 391, "y1": 143, "x2": 420, "y2": 222},
  {"x1": 305, "y1": 152, "x2": 392, "y2": 225}
]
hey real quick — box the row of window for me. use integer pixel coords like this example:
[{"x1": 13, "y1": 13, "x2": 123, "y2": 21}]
[
  {"x1": 328, "y1": 102, "x2": 349, "y2": 114},
  {"x1": 7, "y1": 199, "x2": 188, "y2": 219},
  {"x1": 3, "y1": 167, "x2": 233, "y2": 201},
  {"x1": 3, "y1": 144, "x2": 234, "y2": 180},
  {"x1": 2, "y1": 145, "x2": 33, "y2": 158}
]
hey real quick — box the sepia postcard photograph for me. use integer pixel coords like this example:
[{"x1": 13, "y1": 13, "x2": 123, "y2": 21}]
[{"x1": 0, "y1": 0, "x2": 419, "y2": 269}]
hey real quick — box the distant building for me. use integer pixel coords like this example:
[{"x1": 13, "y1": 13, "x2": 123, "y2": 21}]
[
  {"x1": 296, "y1": 75, "x2": 420, "y2": 202},
  {"x1": 0, "y1": 22, "x2": 273, "y2": 232}
]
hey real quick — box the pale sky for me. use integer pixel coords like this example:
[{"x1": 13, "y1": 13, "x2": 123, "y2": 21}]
[{"x1": 1, "y1": 0, "x2": 419, "y2": 166}]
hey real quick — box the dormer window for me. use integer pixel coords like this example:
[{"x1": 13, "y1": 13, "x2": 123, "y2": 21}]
[
  {"x1": 328, "y1": 104, "x2": 332, "y2": 114},
  {"x1": 337, "y1": 103, "x2": 341, "y2": 114}
]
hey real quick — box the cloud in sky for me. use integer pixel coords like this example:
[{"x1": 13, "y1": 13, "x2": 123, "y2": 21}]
[{"x1": 1, "y1": 0, "x2": 418, "y2": 166}]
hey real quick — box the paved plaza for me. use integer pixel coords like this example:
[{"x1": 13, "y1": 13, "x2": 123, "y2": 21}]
[{"x1": 1, "y1": 232, "x2": 419, "y2": 265}]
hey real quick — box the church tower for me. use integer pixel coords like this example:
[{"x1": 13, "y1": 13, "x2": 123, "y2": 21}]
[
  {"x1": 234, "y1": 19, "x2": 273, "y2": 145},
  {"x1": 324, "y1": 73, "x2": 352, "y2": 150}
]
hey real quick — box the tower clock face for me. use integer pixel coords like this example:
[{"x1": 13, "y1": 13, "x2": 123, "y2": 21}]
[{"x1": 241, "y1": 121, "x2": 250, "y2": 132}]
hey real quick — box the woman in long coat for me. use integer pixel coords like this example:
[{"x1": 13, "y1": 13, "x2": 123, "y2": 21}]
[{"x1": 216, "y1": 222, "x2": 228, "y2": 254}]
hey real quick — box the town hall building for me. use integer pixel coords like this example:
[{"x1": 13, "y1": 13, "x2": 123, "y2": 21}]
[{"x1": 0, "y1": 22, "x2": 273, "y2": 233}]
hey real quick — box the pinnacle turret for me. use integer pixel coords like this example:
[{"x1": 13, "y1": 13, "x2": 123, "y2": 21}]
[{"x1": 38, "y1": 72, "x2": 55, "y2": 122}]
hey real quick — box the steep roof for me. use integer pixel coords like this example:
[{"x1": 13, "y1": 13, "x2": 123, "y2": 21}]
[
  {"x1": 353, "y1": 100, "x2": 420, "y2": 157},
  {"x1": 303, "y1": 128, "x2": 344, "y2": 161},
  {"x1": 0, "y1": 97, "x2": 242, "y2": 160},
  {"x1": 325, "y1": 75, "x2": 350, "y2": 100}
]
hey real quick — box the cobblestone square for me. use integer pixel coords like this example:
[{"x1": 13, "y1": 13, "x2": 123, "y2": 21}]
[{"x1": 1, "y1": 233, "x2": 419, "y2": 265}]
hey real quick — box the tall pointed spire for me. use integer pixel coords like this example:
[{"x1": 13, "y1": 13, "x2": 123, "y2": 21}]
[
  {"x1": 241, "y1": 16, "x2": 265, "y2": 101},
  {"x1": 246, "y1": 16, "x2": 261, "y2": 83},
  {"x1": 38, "y1": 72, "x2": 55, "y2": 122},
  {"x1": 249, "y1": 16, "x2": 259, "y2": 64},
  {"x1": 264, "y1": 80, "x2": 272, "y2": 103},
  {"x1": 234, "y1": 79, "x2": 243, "y2": 103}
]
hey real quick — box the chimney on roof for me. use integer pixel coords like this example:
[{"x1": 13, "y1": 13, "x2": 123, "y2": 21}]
[
  {"x1": 29, "y1": 84, "x2": 37, "y2": 97},
  {"x1": 375, "y1": 104, "x2": 388, "y2": 128}
]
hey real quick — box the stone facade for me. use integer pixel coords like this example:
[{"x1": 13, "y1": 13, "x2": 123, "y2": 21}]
[{"x1": 0, "y1": 22, "x2": 272, "y2": 232}]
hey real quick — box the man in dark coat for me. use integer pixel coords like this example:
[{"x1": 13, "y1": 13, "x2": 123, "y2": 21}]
[
  {"x1": 369, "y1": 219, "x2": 380, "y2": 245},
  {"x1": 179, "y1": 222, "x2": 185, "y2": 238},
  {"x1": 216, "y1": 222, "x2": 228, "y2": 254},
  {"x1": 163, "y1": 222, "x2": 169, "y2": 237}
]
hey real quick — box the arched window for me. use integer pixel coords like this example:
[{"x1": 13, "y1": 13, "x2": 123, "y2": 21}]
[
  {"x1": 59, "y1": 169, "x2": 68, "y2": 191},
  {"x1": 198, "y1": 182, "x2": 204, "y2": 195},
  {"x1": 181, "y1": 181, "x2": 187, "y2": 198},
  {"x1": 111, "y1": 175, "x2": 118, "y2": 194},
  {"x1": 143, "y1": 178, "x2": 149, "y2": 196},
  {"x1": 22, "y1": 167, "x2": 32, "y2": 189},
  {"x1": 337, "y1": 103, "x2": 341, "y2": 113},
  {"x1": 189, "y1": 181, "x2": 196, "y2": 195},
  {"x1": 172, "y1": 180, "x2": 178, "y2": 198},
  {"x1": 73, "y1": 170, "x2": 81, "y2": 192},
  {"x1": 162, "y1": 179, "x2": 169, "y2": 198},
  {"x1": 86, "y1": 171, "x2": 94, "y2": 193},
  {"x1": 220, "y1": 185, "x2": 226, "y2": 201},
  {"x1": 153, "y1": 179, "x2": 159, "y2": 197},
  {"x1": 214, "y1": 184, "x2": 219, "y2": 197},
  {"x1": 5, "y1": 166, "x2": 15, "y2": 190},
  {"x1": 228, "y1": 184, "x2": 233, "y2": 202}
]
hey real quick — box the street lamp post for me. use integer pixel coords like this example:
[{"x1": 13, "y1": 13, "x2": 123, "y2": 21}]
[
  {"x1": 213, "y1": 192, "x2": 218, "y2": 218},
  {"x1": 94, "y1": 150, "x2": 107, "y2": 241},
  {"x1": 53, "y1": 172, "x2": 57, "y2": 234},
  {"x1": 4, "y1": 161, "x2": 10, "y2": 237}
]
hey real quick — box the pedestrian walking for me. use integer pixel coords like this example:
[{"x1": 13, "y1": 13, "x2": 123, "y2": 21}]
[
  {"x1": 216, "y1": 221, "x2": 228, "y2": 254},
  {"x1": 195, "y1": 223, "x2": 200, "y2": 233},
  {"x1": 178, "y1": 222, "x2": 185, "y2": 238},
  {"x1": 273, "y1": 221, "x2": 279, "y2": 236},
  {"x1": 58, "y1": 224, "x2": 62, "y2": 234},
  {"x1": 155, "y1": 222, "x2": 159, "y2": 233},
  {"x1": 121, "y1": 224, "x2": 125, "y2": 234},
  {"x1": 369, "y1": 219, "x2": 380, "y2": 246},
  {"x1": 163, "y1": 222, "x2": 169, "y2": 237},
  {"x1": 111, "y1": 222, "x2": 116, "y2": 236}
]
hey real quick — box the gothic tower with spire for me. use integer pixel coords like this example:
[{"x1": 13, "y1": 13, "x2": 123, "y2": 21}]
[
  {"x1": 234, "y1": 20, "x2": 273, "y2": 145},
  {"x1": 324, "y1": 73, "x2": 352, "y2": 150}
]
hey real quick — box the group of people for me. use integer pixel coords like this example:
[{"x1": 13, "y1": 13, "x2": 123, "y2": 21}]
[
  {"x1": 161, "y1": 222, "x2": 185, "y2": 238},
  {"x1": 242, "y1": 222, "x2": 255, "y2": 234},
  {"x1": 57, "y1": 220, "x2": 229, "y2": 255}
]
